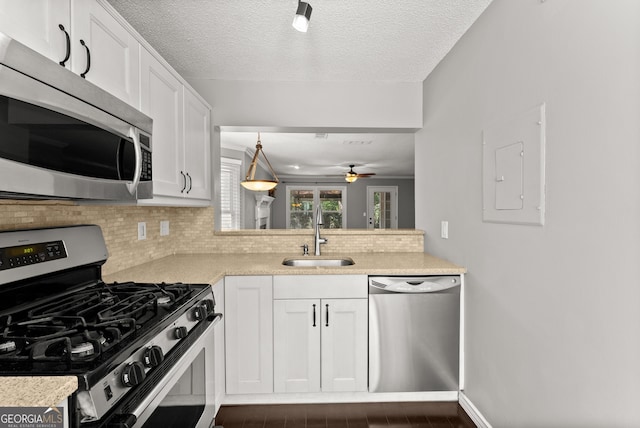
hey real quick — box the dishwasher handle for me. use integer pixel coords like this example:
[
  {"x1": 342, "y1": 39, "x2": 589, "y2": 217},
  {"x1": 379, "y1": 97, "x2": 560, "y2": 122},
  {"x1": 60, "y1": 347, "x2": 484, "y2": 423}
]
[{"x1": 369, "y1": 276, "x2": 460, "y2": 294}]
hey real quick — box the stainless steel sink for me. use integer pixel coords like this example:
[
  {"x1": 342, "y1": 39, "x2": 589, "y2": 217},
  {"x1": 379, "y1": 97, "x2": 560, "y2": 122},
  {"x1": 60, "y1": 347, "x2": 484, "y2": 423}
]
[{"x1": 282, "y1": 257, "x2": 355, "y2": 267}]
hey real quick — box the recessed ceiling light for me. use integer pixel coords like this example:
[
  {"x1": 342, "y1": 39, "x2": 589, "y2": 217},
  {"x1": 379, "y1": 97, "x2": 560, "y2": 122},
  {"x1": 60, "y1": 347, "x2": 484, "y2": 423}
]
[{"x1": 291, "y1": 165, "x2": 300, "y2": 170}]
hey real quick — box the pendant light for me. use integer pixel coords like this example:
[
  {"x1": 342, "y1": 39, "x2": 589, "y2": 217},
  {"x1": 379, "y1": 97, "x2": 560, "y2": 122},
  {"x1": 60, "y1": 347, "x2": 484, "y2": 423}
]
[{"x1": 241, "y1": 133, "x2": 279, "y2": 192}]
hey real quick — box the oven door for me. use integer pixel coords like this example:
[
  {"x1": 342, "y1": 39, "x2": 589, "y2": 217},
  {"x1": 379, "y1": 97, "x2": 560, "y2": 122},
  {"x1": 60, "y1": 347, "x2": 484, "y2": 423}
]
[{"x1": 115, "y1": 314, "x2": 222, "y2": 428}]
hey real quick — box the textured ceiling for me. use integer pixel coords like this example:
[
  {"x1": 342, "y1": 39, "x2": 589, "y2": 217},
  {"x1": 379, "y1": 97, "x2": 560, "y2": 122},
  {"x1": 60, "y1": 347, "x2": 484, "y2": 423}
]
[
  {"x1": 107, "y1": 0, "x2": 491, "y2": 82},
  {"x1": 107, "y1": 0, "x2": 492, "y2": 177}
]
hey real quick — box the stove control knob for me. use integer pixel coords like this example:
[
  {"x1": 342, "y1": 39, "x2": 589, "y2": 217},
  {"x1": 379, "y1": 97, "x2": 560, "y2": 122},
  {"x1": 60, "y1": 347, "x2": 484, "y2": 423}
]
[
  {"x1": 202, "y1": 299, "x2": 214, "y2": 313},
  {"x1": 121, "y1": 362, "x2": 145, "y2": 387},
  {"x1": 174, "y1": 326, "x2": 188, "y2": 339},
  {"x1": 142, "y1": 346, "x2": 164, "y2": 368},
  {"x1": 192, "y1": 304, "x2": 208, "y2": 321}
]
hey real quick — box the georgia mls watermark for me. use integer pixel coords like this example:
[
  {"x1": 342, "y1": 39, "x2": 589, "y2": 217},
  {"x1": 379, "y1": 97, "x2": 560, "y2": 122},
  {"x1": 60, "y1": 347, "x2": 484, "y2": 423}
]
[{"x1": 0, "y1": 407, "x2": 64, "y2": 428}]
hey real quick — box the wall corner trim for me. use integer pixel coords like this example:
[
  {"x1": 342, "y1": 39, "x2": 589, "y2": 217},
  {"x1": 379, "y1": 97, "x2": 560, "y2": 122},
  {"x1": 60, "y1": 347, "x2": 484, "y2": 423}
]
[{"x1": 459, "y1": 391, "x2": 493, "y2": 428}]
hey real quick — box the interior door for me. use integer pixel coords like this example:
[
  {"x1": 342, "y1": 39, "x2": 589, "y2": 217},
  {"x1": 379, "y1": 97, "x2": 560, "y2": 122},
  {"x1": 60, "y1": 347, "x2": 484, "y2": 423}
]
[{"x1": 367, "y1": 186, "x2": 398, "y2": 229}]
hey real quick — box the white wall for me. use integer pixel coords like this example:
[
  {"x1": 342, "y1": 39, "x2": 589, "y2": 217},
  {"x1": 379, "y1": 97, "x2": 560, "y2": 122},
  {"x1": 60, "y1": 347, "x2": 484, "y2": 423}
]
[
  {"x1": 416, "y1": 1, "x2": 640, "y2": 426},
  {"x1": 188, "y1": 80, "x2": 422, "y2": 130}
]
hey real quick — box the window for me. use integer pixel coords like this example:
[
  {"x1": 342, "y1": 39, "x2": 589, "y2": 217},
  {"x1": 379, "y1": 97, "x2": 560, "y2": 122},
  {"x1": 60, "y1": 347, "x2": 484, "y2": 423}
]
[
  {"x1": 286, "y1": 186, "x2": 347, "y2": 229},
  {"x1": 220, "y1": 158, "x2": 242, "y2": 230}
]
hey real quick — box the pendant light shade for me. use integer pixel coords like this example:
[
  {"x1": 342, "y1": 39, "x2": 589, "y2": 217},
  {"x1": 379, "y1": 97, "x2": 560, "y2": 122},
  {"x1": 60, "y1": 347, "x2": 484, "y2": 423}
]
[
  {"x1": 292, "y1": 1, "x2": 312, "y2": 32},
  {"x1": 241, "y1": 133, "x2": 279, "y2": 192}
]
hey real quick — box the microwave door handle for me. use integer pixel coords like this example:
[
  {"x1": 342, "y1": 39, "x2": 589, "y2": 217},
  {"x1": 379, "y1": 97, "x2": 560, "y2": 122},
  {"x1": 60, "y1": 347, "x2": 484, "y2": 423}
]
[{"x1": 126, "y1": 127, "x2": 142, "y2": 196}]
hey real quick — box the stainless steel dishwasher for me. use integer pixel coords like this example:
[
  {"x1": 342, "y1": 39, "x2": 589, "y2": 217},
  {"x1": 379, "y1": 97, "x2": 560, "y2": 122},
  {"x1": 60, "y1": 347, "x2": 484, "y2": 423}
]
[{"x1": 368, "y1": 275, "x2": 461, "y2": 392}]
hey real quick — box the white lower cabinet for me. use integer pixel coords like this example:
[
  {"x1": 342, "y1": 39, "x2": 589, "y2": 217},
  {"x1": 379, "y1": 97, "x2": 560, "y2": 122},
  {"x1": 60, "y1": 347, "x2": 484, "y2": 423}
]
[
  {"x1": 224, "y1": 275, "x2": 367, "y2": 396},
  {"x1": 273, "y1": 275, "x2": 368, "y2": 393},
  {"x1": 224, "y1": 276, "x2": 273, "y2": 394},
  {"x1": 273, "y1": 297, "x2": 368, "y2": 393},
  {"x1": 273, "y1": 299, "x2": 321, "y2": 393},
  {"x1": 211, "y1": 279, "x2": 225, "y2": 414}
]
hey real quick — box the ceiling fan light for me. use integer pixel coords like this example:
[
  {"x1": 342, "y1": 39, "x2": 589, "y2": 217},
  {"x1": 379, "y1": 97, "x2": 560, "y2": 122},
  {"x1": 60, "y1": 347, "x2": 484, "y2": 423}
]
[
  {"x1": 345, "y1": 173, "x2": 358, "y2": 183},
  {"x1": 292, "y1": 1, "x2": 312, "y2": 32}
]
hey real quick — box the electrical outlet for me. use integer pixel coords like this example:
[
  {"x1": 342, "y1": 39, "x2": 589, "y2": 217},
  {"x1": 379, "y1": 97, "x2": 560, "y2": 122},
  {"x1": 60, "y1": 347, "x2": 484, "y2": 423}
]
[
  {"x1": 160, "y1": 220, "x2": 170, "y2": 236},
  {"x1": 441, "y1": 221, "x2": 449, "y2": 239},
  {"x1": 138, "y1": 222, "x2": 147, "y2": 240}
]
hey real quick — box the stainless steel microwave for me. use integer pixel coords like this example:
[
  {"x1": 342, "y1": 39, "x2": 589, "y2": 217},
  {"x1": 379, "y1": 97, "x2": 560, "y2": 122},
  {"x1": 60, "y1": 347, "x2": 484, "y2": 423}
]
[{"x1": 0, "y1": 31, "x2": 153, "y2": 201}]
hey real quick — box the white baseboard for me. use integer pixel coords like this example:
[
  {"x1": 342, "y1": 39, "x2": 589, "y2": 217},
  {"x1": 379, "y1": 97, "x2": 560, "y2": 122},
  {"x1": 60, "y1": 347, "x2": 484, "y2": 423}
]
[
  {"x1": 459, "y1": 391, "x2": 492, "y2": 428},
  {"x1": 223, "y1": 391, "x2": 458, "y2": 405}
]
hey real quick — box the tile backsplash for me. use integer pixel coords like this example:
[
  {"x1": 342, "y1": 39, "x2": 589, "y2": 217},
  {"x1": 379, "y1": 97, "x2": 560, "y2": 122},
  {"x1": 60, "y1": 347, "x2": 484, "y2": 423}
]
[
  {"x1": 0, "y1": 202, "x2": 423, "y2": 275},
  {"x1": 0, "y1": 201, "x2": 215, "y2": 275}
]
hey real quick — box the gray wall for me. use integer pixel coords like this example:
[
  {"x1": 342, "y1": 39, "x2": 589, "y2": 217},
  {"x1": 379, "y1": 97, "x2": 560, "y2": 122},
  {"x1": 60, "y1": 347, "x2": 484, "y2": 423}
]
[
  {"x1": 415, "y1": 1, "x2": 640, "y2": 426},
  {"x1": 271, "y1": 178, "x2": 414, "y2": 229}
]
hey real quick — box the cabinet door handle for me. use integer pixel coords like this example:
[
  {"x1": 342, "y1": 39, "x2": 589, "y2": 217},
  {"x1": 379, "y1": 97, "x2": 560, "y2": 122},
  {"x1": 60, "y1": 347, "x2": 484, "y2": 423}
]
[
  {"x1": 79, "y1": 39, "x2": 91, "y2": 78},
  {"x1": 186, "y1": 172, "x2": 192, "y2": 193},
  {"x1": 325, "y1": 304, "x2": 329, "y2": 327},
  {"x1": 312, "y1": 304, "x2": 316, "y2": 327},
  {"x1": 180, "y1": 171, "x2": 187, "y2": 193},
  {"x1": 58, "y1": 24, "x2": 70, "y2": 67}
]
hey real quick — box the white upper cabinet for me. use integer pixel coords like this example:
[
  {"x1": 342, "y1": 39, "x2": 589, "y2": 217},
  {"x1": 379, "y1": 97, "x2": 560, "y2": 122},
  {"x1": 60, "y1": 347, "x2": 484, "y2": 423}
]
[
  {"x1": 0, "y1": 0, "x2": 140, "y2": 108},
  {"x1": 140, "y1": 47, "x2": 185, "y2": 198},
  {"x1": 1, "y1": 0, "x2": 212, "y2": 206},
  {"x1": 139, "y1": 61, "x2": 211, "y2": 204},
  {"x1": 0, "y1": 1, "x2": 71, "y2": 65},
  {"x1": 182, "y1": 86, "x2": 211, "y2": 201},
  {"x1": 71, "y1": 0, "x2": 140, "y2": 107}
]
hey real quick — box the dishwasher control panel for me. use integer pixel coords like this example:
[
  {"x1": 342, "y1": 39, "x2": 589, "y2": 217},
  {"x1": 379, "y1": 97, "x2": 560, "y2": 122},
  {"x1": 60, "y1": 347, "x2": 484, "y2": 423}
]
[{"x1": 369, "y1": 275, "x2": 460, "y2": 293}]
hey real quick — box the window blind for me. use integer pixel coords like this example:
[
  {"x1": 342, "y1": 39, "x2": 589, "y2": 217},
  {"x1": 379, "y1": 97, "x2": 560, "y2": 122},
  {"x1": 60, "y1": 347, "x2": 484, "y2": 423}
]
[{"x1": 221, "y1": 158, "x2": 242, "y2": 230}]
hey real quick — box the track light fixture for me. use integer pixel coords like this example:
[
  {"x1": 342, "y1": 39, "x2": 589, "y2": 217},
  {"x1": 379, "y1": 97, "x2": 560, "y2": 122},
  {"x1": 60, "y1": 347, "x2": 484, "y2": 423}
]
[
  {"x1": 292, "y1": 0, "x2": 312, "y2": 32},
  {"x1": 241, "y1": 133, "x2": 279, "y2": 192}
]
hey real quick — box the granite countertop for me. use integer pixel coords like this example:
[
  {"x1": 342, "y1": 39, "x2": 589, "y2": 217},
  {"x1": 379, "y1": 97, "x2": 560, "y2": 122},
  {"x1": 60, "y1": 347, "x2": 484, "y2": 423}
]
[
  {"x1": 103, "y1": 252, "x2": 466, "y2": 284},
  {"x1": 0, "y1": 376, "x2": 77, "y2": 407},
  {"x1": 1, "y1": 252, "x2": 464, "y2": 408}
]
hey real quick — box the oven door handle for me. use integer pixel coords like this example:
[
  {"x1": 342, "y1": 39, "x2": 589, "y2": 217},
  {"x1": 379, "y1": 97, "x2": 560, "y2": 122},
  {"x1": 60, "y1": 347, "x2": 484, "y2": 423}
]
[{"x1": 118, "y1": 317, "x2": 219, "y2": 427}]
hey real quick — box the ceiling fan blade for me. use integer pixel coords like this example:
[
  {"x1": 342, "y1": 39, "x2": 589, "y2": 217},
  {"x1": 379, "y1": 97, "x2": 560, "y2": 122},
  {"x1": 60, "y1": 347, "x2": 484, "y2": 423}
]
[{"x1": 356, "y1": 173, "x2": 376, "y2": 177}]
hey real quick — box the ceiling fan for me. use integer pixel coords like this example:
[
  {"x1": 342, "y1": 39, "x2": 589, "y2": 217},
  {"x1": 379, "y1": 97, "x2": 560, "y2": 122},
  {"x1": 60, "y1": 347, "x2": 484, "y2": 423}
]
[{"x1": 345, "y1": 164, "x2": 376, "y2": 183}]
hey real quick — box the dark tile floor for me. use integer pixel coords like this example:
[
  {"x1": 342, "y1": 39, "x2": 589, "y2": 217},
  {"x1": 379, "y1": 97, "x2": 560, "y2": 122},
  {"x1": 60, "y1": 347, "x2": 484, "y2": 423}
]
[{"x1": 215, "y1": 402, "x2": 476, "y2": 428}]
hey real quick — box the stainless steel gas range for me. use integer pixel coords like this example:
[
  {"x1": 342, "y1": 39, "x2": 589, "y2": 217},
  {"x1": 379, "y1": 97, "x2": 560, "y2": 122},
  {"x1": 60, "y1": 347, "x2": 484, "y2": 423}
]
[{"x1": 0, "y1": 225, "x2": 221, "y2": 428}]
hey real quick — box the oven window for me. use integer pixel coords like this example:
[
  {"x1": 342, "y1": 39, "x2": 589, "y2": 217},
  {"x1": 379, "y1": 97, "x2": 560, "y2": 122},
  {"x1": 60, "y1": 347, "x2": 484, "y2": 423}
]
[
  {"x1": 141, "y1": 350, "x2": 207, "y2": 428},
  {"x1": 0, "y1": 95, "x2": 135, "y2": 180}
]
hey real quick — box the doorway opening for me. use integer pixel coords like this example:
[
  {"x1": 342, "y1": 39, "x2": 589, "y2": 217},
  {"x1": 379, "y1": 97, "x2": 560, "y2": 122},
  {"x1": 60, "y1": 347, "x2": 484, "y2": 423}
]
[{"x1": 367, "y1": 186, "x2": 398, "y2": 229}]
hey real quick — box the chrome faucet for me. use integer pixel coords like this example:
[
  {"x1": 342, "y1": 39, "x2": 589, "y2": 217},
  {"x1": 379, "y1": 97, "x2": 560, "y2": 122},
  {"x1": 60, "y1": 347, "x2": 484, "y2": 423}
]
[{"x1": 314, "y1": 205, "x2": 327, "y2": 256}]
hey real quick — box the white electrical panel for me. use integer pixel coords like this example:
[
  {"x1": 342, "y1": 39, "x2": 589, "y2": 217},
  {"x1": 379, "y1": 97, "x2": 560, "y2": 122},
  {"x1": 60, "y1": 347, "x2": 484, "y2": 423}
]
[{"x1": 482, "y1": 103, "x2": 546, "y2": 225}]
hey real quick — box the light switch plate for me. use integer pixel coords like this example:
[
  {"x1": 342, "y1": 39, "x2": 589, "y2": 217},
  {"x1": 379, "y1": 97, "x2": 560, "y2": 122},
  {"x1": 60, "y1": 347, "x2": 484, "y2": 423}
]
[
  {"x1": 160, "y1": 220, "x2": 170, "y2": 236},
  {"x1": 441, "y1": 221, "x2": 449, "y2": 239}
]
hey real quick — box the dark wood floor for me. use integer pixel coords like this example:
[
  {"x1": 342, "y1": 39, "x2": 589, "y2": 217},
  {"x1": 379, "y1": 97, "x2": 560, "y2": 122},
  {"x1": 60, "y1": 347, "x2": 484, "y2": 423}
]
[{"x1": 215, "y1": 402, "x2": 476, "y2": 428}]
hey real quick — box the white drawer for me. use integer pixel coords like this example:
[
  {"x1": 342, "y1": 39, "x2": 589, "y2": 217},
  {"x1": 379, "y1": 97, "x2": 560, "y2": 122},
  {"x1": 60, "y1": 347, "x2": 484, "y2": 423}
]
[{"x1": 273, "y1": 275, "x2": 367, "y2": 299}]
